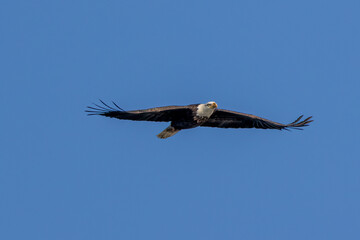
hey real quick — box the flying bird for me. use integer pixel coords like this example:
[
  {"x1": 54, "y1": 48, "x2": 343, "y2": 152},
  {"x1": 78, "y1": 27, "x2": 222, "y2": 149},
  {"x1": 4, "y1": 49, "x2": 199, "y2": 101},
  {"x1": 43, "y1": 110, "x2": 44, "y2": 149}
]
[{"x1": 86, "y1": 100, "x2": 313, "y2": 139}]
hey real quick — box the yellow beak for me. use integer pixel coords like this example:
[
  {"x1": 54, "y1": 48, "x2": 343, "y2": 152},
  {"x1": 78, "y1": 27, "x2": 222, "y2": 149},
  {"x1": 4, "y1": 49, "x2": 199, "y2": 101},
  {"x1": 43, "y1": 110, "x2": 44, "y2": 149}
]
[{"x1": 211, "y1": 102, "x2": 218, "y2": 109}]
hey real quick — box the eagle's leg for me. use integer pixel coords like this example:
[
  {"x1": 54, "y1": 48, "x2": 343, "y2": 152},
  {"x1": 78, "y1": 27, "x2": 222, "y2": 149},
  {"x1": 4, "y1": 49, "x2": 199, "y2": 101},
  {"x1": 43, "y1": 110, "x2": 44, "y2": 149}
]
[{"x1": 157, "y1": 126, "x2": 180, "y2": 139}]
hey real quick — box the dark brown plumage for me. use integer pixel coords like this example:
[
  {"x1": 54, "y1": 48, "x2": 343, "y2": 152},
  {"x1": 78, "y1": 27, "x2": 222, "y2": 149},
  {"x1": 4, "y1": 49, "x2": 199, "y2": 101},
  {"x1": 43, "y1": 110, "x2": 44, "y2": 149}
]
[
  {"x1": 86, "y1": 100, "x2": 198, "y2": 122},
  {"x1": 202, "y1": 110, "x2": 313, "y2": 130}
]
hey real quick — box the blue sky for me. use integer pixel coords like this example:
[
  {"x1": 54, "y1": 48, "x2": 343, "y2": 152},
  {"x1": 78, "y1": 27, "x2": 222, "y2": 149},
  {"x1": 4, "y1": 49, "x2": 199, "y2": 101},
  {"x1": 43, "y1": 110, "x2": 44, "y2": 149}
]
[{"x1": 1, "y1": 0, "x2": 360, "y2": 239}]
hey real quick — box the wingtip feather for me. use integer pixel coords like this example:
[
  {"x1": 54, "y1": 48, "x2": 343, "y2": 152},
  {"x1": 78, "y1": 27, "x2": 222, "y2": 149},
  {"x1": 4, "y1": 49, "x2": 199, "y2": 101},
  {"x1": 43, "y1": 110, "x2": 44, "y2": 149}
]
[{"x1": 85, "y1": 100, "x2": 125, "y2": 116}]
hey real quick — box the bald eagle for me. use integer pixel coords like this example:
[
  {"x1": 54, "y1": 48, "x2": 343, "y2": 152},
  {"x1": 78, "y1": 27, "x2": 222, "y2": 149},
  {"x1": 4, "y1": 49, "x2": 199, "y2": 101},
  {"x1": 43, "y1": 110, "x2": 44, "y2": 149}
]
[{"x1": 86, "y1": 100, "x2": 313, "y2": 139}]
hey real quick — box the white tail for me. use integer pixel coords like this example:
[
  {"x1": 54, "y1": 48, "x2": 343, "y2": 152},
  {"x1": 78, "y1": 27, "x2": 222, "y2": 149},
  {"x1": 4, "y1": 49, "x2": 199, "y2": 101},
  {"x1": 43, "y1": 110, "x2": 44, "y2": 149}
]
[{"x1": 157, "y1": 126, "x2": 180, "y2": 139}]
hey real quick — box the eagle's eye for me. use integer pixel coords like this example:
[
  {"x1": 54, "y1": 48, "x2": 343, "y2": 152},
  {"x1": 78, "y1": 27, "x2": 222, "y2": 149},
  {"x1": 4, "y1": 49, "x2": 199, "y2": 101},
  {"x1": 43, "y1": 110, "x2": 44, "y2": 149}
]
[{"x1": 206, "y1": 103, "x2": 212, "y2": 108}]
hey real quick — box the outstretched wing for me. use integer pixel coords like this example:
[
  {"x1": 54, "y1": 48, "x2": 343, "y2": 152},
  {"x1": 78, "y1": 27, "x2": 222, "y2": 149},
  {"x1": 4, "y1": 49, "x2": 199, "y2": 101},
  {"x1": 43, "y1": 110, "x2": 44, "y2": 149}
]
[
  {"x1": 86, "y1": 100, "x2": 195, "y2": 122},
  {"x1": 202, "y1": 109, "x2": 313, "y2": 130}
]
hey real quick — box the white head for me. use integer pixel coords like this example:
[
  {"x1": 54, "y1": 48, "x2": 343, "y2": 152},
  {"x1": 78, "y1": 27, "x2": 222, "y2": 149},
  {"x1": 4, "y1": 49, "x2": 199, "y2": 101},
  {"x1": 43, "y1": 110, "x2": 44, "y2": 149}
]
[
  {"x1": 205, "y1": 101, "x2": 218, "y2": 109},
  {"x1": 196, "y1": 101, "x2": 218, "y2": 117}
]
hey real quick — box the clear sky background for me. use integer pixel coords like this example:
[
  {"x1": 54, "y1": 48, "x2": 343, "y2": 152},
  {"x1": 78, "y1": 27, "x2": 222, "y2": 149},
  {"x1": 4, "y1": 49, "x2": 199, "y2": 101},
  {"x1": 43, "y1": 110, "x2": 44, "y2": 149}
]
[{"x1": 1, "y1": 0, "x2": 359, "y2": 239}]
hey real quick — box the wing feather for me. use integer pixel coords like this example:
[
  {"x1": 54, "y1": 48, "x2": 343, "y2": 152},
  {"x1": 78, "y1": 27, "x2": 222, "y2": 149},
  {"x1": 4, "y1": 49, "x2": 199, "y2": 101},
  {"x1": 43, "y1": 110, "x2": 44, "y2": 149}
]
[
  {"x1": 86, "y1": 101, "x2": 195, "y2": 122},
  {"x1": 202, "y1": 109, "x2": 313, "y2": 130}
]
